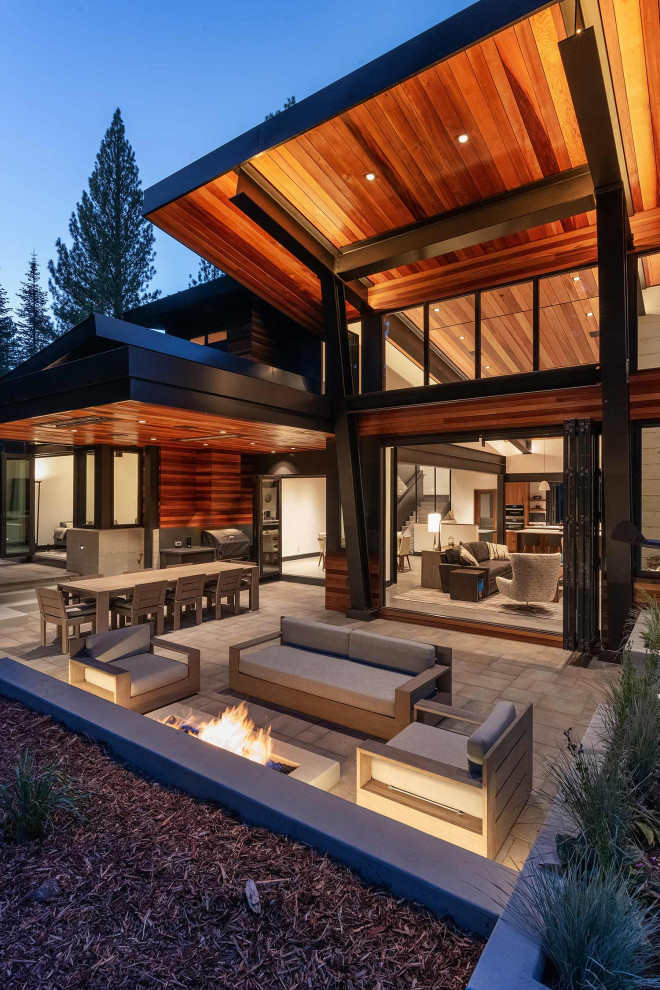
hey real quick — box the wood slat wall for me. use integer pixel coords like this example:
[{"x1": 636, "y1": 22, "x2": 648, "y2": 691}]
[
  {"x1": 159, "y1": 447, "x2": 253, "y2": 529},
  {"x1": 630, "y1": 369, "x2": 660, "y2": 420},
  {"x1": 325, "y1": 552, "x2": 381, "y2": 613},
  {"x1": 356, "y1": 384, "x2": 603, "y2": 440}
]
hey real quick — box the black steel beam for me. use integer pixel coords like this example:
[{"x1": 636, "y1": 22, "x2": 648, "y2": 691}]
[
  {"x1": 597, "y1": 183, "x2": 633, "y2": 650},
  {"x1": 346, "y1": 363, "x2": 600, "y2": 413},
  {"x1": 360, "y1": 311, "x2": 384, "y2": 393},
  {"x1": 335, "y1": 167, "x2": 594, "y2": 280},
  {"x1": 559, "y1": 27, "x2": 628, "y2": 197},
  {"x1": 322, "y1": 272, "x2": 375, "y2": 618}
]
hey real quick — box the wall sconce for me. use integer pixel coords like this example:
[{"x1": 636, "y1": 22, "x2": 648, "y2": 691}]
[{"x1": 428, "y1": 513, "x2": 441, "y2": 551}]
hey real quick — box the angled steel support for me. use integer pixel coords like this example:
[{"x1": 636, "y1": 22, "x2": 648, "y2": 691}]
[
  {"x1": 230, "y1": 167, "x2": 370, "y2": 314},
  {"x1": 335, "y1": 166, "x2": 594, "y2": 280},
  {"x1": 322, "y1": 272, "x2": 376, "y2": 618}
]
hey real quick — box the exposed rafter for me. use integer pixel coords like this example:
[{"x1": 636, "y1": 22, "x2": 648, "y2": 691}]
[{"x1": 335, "y1": 167, "x2": 595, "y2": 280}]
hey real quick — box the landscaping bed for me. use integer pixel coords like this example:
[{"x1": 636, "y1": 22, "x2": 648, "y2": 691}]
[{"x1": 0, "y1": 697, "x2": 482, "y2": 990}]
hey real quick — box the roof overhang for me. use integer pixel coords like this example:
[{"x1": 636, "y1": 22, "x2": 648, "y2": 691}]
[
  {"x1": 0, "y1": 315, "x2": 332, "y2": 450},
  {"x1": 144, "y1": 0, "x2": 660, "y2": 329}
]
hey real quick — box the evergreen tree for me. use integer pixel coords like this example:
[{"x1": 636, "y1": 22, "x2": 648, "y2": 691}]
[
  {"x1": 48, "y1": 108, "x2": 158, "y2": 332},
  {"x1": 15, "y1": 253, "x2": 55, "y2": 362},
  {"x1": 264, "y1": 95, "x2": 296, "y2": 120},
  {"x1": 0, "y1": 275, "x2": 18, "y2": 376},
  {"x1": 188, "y1": 257, "x2": 224, "y2": 287}
]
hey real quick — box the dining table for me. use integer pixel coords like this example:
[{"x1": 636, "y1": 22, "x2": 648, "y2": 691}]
[{"x1": 58, "y1": 560, "x2": 259, "y2": 634}]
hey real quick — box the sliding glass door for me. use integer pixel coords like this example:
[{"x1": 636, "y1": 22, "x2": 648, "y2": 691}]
[{"x1": 1, "y1": 455, "x2": 33, "y2": 557}]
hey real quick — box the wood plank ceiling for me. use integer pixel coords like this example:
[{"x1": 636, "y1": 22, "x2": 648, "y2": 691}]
[
  {"x1": 0, "y1": 402, "x2": 330, "y2": 452},
  {"x1": 147, "y1": 1, "x2": 660, "y2": 326}
]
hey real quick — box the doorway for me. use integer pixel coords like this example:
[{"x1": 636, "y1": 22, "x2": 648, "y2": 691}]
[
  {"x1": 1, "y1": 454, "x2": 32, "y2": 558},
  {"x1": 280, "y1": 476, "x2": 326, "y2": 584}
]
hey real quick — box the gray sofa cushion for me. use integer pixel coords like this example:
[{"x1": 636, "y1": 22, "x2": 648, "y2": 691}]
[
  {"x1": 467, "y1": 701, "x2": 517, "y2": 767},
  {"x1": 281, "y1": 617, "x2": 350, "y2": 657},
  {"x1": 466, "y1": 541, "x2": 490, "y2": 563},
  {"x1": 86, "y1": 624, "x2": 152, "y2": 663},
  {"x1": 241, "y1": 644, "x2": 409, "y2": 717},
  {"x1": 349, "y1": 628, "x2": 435, "y2": 674},
  {"x1": 84, "y1": 653, "x2": 188, "y2": 698}
]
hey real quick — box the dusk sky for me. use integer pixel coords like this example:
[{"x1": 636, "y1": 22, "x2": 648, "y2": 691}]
[{"x1": 1, "y1": 0, "x2": 468, "y2": 316}]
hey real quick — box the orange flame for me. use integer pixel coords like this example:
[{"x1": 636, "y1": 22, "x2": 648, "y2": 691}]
[{"x1": 196, "y1": 702, "x2": 272, "y2": 765}]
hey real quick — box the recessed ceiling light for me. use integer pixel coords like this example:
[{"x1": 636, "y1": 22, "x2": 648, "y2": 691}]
[
  {"x1": 71, "y1": 429, "x2": 77, "y2": 433},
  {"x1": 573, "y1": 276, "x2": 581, "y2": 281},
  {"x1": 457, "y1": 134, "x2": 469, "y2": 144},
  {"x1": 203, "y1": 443, "x2": 209, "y2": 446},
  {"x1": 250, "y1": 442, "x2": 256, "y2": 445},
  {"x1": 138, "y1": 420, "x2": 146, "y2": 424},
  {"x1": 271, "y1": 450, "x2": 276, "y2": 453},
  {"x1": 459, "y1": 335, "x2": 465, "y2": 340},
  {"x1": 150, "y1": 437, "x2": 157, "y2": 441},
  {"x1": 220, "y1": 430, "x2": 226, "y2": 434},
  {"x1": 433, "y1": 307, "x2": 439, "y2": 312},
  {"x1": 587, "y1": 311, "x2": 594, "y2": 317},
  {"x1": 365, "y1": 171, "x2": 376, "y2": 181},
  {"x1": 485, "y1": 365, "x2": 491, "y2": 370}
]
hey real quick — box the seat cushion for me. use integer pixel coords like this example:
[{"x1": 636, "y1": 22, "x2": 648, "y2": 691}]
[
  {"x1": 370, "y1": 722, "x2": 482, "y2": 818},
  {"x1": 65, "y1": 603, "x2": 96, "y2": 618},
  {"x1": 467, "y1": 701, "x2": 517, "y2": 767},
  {"x1": 466, "y1": 541, "x2": 490, "y2": 563},
  {"x1": 241, "y1": 645, "x2": 409, "y2": 717},
  {"x1": 84, "y1": 652, "x2": 188, "y2": 698},
  {"x1": 281, "y1": 617, "x2": 350, "y2": 657},
  {"x1": 86, "y1": 624, "x2": 151, "y2": 663},
  {"x1": 348, "y1": 628, "x2": 435, "y2": 674}
]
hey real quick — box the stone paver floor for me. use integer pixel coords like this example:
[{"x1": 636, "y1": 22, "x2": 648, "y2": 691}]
[{"x1": 0, "y1": 578, "x2": 612, "y2": 870}]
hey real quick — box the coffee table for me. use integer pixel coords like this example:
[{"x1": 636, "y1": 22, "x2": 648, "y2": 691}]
[{"x1": 449, "y1": 567, "x2": 488, "y2": 602}]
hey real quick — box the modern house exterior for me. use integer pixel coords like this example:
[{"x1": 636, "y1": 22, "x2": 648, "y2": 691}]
[{"x1": 1, "y1": 0, "x2": 660, "y2": 656}]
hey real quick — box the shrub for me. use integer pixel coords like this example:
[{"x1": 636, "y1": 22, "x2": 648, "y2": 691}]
[
  {"x1": 0, "y1": 749, "x2": 82, "y2": 843},
  {"x1": 635, "y1": 592, "x2": 660, "y2": 655},
  {"x1": 511, "y1": 857, "x2": 660, "y2": 990},
  {"x1": 546, "y1": 733, "x2": 641, "y2": 871}
]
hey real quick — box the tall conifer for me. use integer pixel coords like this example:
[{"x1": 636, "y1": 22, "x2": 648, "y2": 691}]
[
  {"x1": 15, "y1": 253, "x2": 54, "y2": 362},
  {"x1": 0, "y1": 276, "x2": 18, "y2": 376},
  {"x1": 48, "y1": 108, "x2": 158, "y2": 331}
]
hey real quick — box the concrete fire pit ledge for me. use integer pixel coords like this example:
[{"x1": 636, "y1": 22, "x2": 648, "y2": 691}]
[{"x1": 0, "y1": 657, "x2": 513, "y2": 937}]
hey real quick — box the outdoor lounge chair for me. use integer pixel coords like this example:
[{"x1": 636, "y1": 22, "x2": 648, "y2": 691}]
[
  {"x1": 69, "y1": 624, "x2": 200, "y2": 714},
  {"x1": 356, "y1": 700, "x2": 533, "y2": 859}
]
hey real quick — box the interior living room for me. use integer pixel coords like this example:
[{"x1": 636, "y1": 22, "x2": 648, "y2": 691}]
[{"x1": 386, "y1": 435, "x2": 568, "y2": 638}]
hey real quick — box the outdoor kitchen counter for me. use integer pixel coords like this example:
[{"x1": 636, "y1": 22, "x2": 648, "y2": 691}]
[{"x1": 58, "y1": 561, "x2": 259, "y2": 633}]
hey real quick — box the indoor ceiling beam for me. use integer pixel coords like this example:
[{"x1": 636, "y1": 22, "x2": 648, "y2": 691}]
[
  {"x1": 335, "y1": 166, "x2": 595, "y2": 280},
  {"x1": 230, "y1": 167, "x2": 370, "y2": 313},
  {"x1": 558, "y1": 7, "x2": 632, "y2": 211}
]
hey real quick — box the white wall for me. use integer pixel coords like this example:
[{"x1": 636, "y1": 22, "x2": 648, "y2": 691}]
[
  {"x1": 113, "y1": 452, "x2": 140, "y2": 525},
  {"x1": 506, "y1": 437, "x2": 563, "y2": 474},
  {"x1": 385, "y1": 340, "x2": 424, "y2": 390},
  {"x1": 450, "y1": 469, "x2": 498, "y2": 524},
  {"x1": 281, "y1": 476, "x2": 326, "y2": 558},
  {"x1": 35, "y1": 455, "x2": 74, "y2": 546}
]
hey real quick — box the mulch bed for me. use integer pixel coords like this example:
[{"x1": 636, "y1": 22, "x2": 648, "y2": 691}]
[{"x1": 0, "y1": 698, "x2": 483, "y2": 989}]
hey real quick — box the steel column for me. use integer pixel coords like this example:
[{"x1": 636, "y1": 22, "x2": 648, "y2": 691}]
[{"x1": 321, "y1": 272, "x2": 375, "y2": 618}]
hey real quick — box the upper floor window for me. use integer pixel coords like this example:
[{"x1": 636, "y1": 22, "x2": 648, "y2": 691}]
[
  {"x1": 385, "y1": 308, "x2": 425, "y2": 390},
  {"x1": 481, "y1": 281, "x2": 533, "y2": 377},
  {"x1": 429, "y1": 295, "x2": 475, "y2": 382},
  {"x1": 539, "y1": 268, "x2": 599, "y2": 370}
]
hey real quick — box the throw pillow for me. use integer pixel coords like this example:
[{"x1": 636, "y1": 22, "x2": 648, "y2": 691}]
[
  {"x1": 487, "y1": 542, "x2": 510, "y2": 561},
  {"x1": 444, "y1": 546, "x2": 461, "y2": 564},
  {"x1": 469, "y1": 541, "x2": 490, "y2": 563},
  {"x1": 459, "y1": 545, "x2": 478, "y2": 567}
]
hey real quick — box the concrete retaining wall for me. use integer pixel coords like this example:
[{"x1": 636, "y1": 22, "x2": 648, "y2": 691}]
[
  {"x1": 0, "y1": 657, "x2": 514, "y2": 938},
  {"x1": 467, "y1": 707, "x2": 604, "y2": 989}
]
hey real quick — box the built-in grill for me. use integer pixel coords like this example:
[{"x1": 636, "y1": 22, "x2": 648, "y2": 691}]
[{"x1": 201, "y1": 528, "x2": 251, "y2": 561}]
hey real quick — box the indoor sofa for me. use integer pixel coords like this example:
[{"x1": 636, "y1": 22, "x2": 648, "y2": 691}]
[
  {"x1": 438, "y1": 541, "x2": 512, "y2": 596},
  {"x1": 229, "y1": 617, "x2": 452, "y2": 739}
]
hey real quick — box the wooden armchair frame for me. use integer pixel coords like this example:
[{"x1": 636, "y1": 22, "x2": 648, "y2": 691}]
[
  {"x1": 68, "y1": 636, "x2": 201, "y2": 714},
  {"x1": 228, "y1": 622, "x2": 452, "y2": 740},
  {"x1": 356, "y1": 700, "x2": 533, "y2": 858}
]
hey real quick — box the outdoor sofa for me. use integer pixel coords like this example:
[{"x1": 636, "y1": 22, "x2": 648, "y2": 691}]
[
  {"x1": 69, "y1": 624, "x2": 200, "y2": 714},
  {"x1": 356, "y1": 699, "x2": 533, "y2": 859},
  {"x1": 229, "y1": 617, "x2": 452, "y2": 739}
]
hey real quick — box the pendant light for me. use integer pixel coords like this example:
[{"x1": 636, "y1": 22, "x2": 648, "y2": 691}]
[{"x1": 539, "y1": 437, "x2": 550, "y2": 492}]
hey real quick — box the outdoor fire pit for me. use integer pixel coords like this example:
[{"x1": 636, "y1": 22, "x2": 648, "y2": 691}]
[{"x1": 153, "y1": 702, "x2": 340, "y2": 790}]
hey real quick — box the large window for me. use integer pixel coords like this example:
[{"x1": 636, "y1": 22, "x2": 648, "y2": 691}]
[
  {"x1": 481, "y1": 281, "x2": 533, "y2": 377},
  {"x1": 113, "y1": 451, "x2": 141, "y2": 526},
  {"x1": 381, "y1": 265, "x2": 600, "y2": 392},
  {"x1": 385, "y1": 308, "x2": 425, "y2": 390},
  {"x1": 640, "y1": 426, "x2": 660, "y2": 574}
]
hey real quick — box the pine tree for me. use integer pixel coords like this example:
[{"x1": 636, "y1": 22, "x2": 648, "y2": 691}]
[
  {"x1": 188, "y1": 257, "x2": 224, "y2": 287},
  {"x1": 15, "y1": 253, "x2": 55, "y2": 362},
  {"x1": 0, "y1": 275, "x2": 18, "y2": 376},
  {"x1": 48, "y1": 108, "x2": 159, "y2": 332},
  {"x1": 264, "y1": 96, "x2": 296, "y2": 120}
]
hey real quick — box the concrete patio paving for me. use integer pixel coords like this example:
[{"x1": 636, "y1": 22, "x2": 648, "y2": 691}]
[{"x1": 0, "y1": 578, "x2": 611, "y2": 870}]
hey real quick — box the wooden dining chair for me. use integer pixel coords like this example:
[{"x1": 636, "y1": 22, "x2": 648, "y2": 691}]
[
  {"x1": 110, "y1": 580, "x2": 168, "y2": 635},
  {"x1": 397, "y1": 534, "x2": 412, "y2": 571},
  {"x1": 205, "y1": 569, "x2": 244, "y2": 619},
  {"x1": 36, "y1": 587, "x2": 97, "y2": 654},
  {"x1": 165, "y1": 574, "x2": 206, "y2": 631}
]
